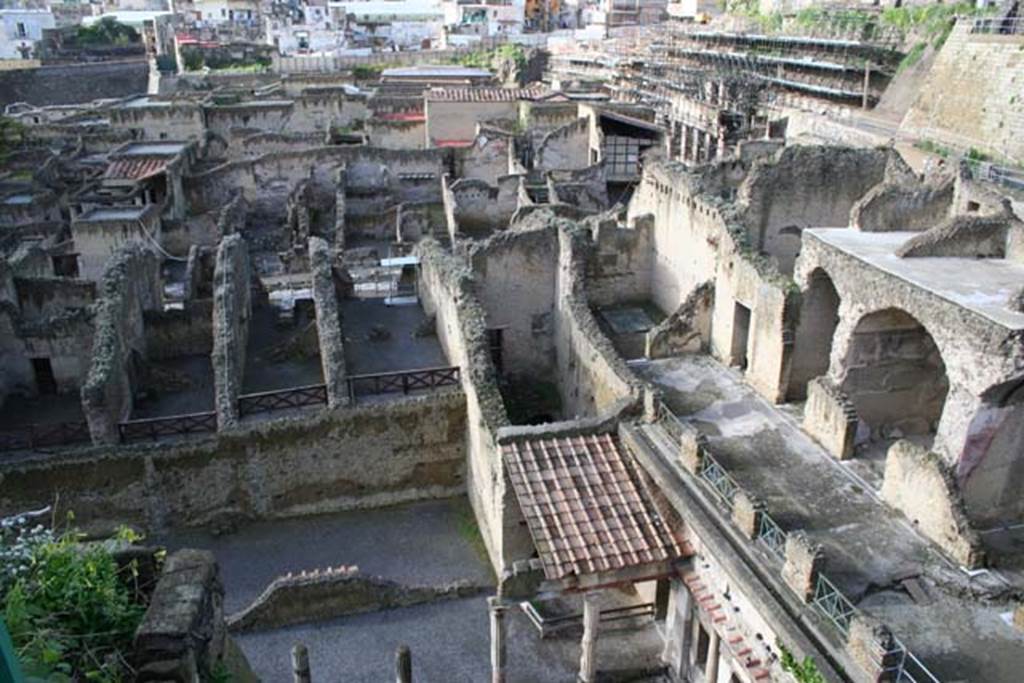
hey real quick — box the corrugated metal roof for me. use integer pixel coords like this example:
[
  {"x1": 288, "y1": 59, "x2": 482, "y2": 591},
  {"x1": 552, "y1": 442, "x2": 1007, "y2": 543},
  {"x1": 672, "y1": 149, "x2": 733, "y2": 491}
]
[
  {"x1": 104, "y1": 157, "x2": 168, "y2": 181},
  {"x1": 503, "y1": 432, "x2": 684, "y2": 581},
  {"x1": 426, "y1": 86, "x2": 547, "y2": 103}
]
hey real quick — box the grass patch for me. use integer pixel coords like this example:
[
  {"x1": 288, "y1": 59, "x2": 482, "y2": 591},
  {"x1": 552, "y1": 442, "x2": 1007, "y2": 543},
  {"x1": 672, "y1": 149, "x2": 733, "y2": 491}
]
[{"x1": 452, "y1": 498, "x2": 495, "y2": 580}]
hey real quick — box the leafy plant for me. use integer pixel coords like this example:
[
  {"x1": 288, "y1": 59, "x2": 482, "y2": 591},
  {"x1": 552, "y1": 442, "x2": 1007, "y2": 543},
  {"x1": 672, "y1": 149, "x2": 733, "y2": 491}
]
[
  {"x1": 76, "y1": 18, "x2": 139, "y2": 47},
  {"x1": 779, "y1": 643, "x2": 827, "y2": 683},
  {"x1": 2, "y1": 518, "x2": 147, "y2": 682}
]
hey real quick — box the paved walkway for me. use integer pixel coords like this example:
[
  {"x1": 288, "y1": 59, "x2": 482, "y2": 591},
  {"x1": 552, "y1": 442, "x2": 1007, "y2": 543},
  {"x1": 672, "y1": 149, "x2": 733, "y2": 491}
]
[
  {"x1": 157, "y1": 498, "x2": 494, "y2": 614},
  {"x1": 236, "y1": 595, "x2": 664, "y2": 683}
]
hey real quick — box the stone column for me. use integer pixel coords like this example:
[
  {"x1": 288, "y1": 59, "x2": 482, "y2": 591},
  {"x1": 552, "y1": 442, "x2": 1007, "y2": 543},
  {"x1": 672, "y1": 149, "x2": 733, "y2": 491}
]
[
  {"x1": 395, "y1": 645, "x2": 412, "y2": 683},
  {"x1": 578, "y1": 592, "x2": 601, "y2": 683},
  {"x1": 291, "y1": 644, "x2": 311, "y2": 683},
  {"x1": 488, "y1": 597, "x2": 508, "y2": 683},
  {"x1": 705, "y1": 629, "x2": 720, "y2": 683}
]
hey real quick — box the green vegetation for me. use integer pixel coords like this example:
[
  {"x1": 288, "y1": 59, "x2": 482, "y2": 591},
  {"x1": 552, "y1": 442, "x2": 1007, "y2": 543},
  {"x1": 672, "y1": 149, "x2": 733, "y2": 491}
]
[
  {"x1": 0, "y1": 117, "x2": 25, "y2": 169},
  {"x1": 897, "y1": 41, "x2": 928, "y2": 72},
  {"x1": 351, "y1": 64, "x2": 384, "y2": 80},
  {"x1": 181, "y1": 48, "x2": 271, "y2": 73},
  {"x1": 779, "y1": 644, "x2": 827, "y2": 683},
  {"x1": 453, "y1": 498, "x2": 493, "y2": 578},
  {"x1": 76, "y1": 18, "x2": 139, "y2": 47},
  {"x1": 456, "y1": 44, "x2": 528, "y2": 75},
  {"x1": 2, "y1": 515, "x2": 151, "y2": 682}
]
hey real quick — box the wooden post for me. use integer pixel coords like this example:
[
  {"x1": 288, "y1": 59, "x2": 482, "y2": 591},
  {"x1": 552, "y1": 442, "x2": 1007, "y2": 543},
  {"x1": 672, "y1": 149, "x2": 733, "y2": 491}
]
[
  {"x1": 395, "y1": 645, "x2": 412, "y2": 683},
  {"x1": 489, "y1": 597, "x2": 508, "y2": 683},
  {"x1": 578, "y1": 592, "x2": 601, "y2": 683},
  {"x1": 291, "y1": 644, "x2": 311, "y2": 683}
]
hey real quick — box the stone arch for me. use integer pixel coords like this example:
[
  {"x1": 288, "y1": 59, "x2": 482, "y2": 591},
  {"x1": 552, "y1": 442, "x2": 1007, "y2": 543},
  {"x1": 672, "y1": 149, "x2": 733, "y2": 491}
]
[
  {"x1": 840, "y1": 308, "x2": 949, "y2": 449},
  {"x1": 786, "y1": 268, "x2": 840, "y2": 401},
  {"x1": 959, "y1": 377, "x2": 1024, "y2": 527}
]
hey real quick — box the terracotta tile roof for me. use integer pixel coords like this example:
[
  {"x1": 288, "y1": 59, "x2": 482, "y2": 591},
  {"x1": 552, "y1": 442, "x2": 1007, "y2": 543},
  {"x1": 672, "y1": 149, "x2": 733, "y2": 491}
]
[
  {"x1": 104, "y1": 157, "x2": 168, "y2": 181},
  {"x1": 504, "y1": 432, "x2": 682, "y2": 581},
  {"x1": 433, "y1": 139, "x2": 474, "y2": 148},
  {"x1": 425, "y1": 86, "x2": 547, "y2": 103},
  {"x1": 377, "y1": 112, "x2": 426, "y2": 122}
]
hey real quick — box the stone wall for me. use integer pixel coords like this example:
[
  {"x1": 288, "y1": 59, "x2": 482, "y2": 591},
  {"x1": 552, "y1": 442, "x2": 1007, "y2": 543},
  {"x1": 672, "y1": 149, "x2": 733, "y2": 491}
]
[
  {"x1": 309, "y1": 237, "x2": 347, "y2": 408},
  {"x1": 737, "y1": 145, "x2": 891, "y2": 276},
  {"x1": 185, "y1": 147, "x2": 450, "y2": 214},
  {"x1": 211, "y1": 235, "x2": 251, "y2": 430},
  {"x1": 0, "y1": 390, "x2": 468, "y2": 535},
  {"x1": 80, "y1": 245, "x2": 162, "y2": 444},
  {"x1": 227, "y1": 566, "x2": 483, "y2": 632},
  {"x1": 555, "y1": 223, "x2": 646, "y2": 419},
  {"x1": 143, "y1": 301, "x2": 215, "y2": 360},
  {"x1": 416, "y1": 240, "x2": 526, "y2": 573},
  {"x1": 469, "y1": 226, "x2": 558, "y2": 379},
  {"x1": 536, "y1": 117, "x2": 590, "y2": 172},
  {"x1": 133, "y1": 549, "x2": 256, "y2": 683},
  {"x1": 365, "y1": 118, "x2": 426, "y2": 150},
  {"x1": 902, "y1": 20, "x2": 1024, "y2": 165},
  {"x1": 795, "y1": 231, "x2": 1024, "y2": 465},
  {"x1": 13, "y1": 277, "x2": 96, "y2": 320},
  {"x1": 0, "y1": 60, "x2": 149, "y2": 108}
]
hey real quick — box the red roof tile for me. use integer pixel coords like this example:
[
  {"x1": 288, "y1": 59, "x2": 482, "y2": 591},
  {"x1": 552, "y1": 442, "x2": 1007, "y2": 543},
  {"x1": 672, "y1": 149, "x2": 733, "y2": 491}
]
[
  {"x1": 426, "y1": 86, "x2": 547, "y2": 103},
  {"x1": 104, "y1": 157, "x2": 168, "y2": 181},
  {"x1": 503, "y1": 432, "x2": 682, "y2": 581}
]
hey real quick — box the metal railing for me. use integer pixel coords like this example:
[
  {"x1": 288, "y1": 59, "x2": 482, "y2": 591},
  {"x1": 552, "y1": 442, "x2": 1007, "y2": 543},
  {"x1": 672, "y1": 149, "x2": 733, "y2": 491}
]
[
  {"x1": 756, "y1": 512, "x2": 787, "y2": 559},
  {"x1": 698, "y1": 451, "x2": 740, "y2": 509},
  {"x1": 656, "y1": 398, "x2": 685, "y2": 442},
  {"x1": 346, "y1": 366, "x2": 460, "y2": 402},
  {"x1": 970, "y1": 17, "x2": 1024, "y2": 35},
  {"x1": 811, "y1": 573, "x2": 858, "y2": 635},
  {"x1": 238, "y1": 384, "x2": 328, "y2": 417},
  {"x1": 0, "y1": 421, "x2": 91, "y2": 452},
  {"x1": 890, "y1": 638, "x2": 943, "y2": 683},
  {"x1": 119, "y1": 411, "x2": 217, "y2": 443}
]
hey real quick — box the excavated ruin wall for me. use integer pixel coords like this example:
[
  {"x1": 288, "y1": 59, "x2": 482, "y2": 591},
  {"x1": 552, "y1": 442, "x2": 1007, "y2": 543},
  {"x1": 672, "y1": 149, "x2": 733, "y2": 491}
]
[
  {"x1": 309, "y1": 237, "x2": 347, "y2": 408},
  {"x1": 629, "y1": 162, "x2": 793, "y2": 402},
  {"x1": 211, "y1": 235, "x2": 251, "y2": 429},
  {"x1": 0, "y1": 390, "x2": 467, "y2": 536},
  {"x1": 796, "y1": 232, "x2": 1024, "y2": 465},
  {"x1": 143, "y1": 301, "x2": 214, "y2": 360},
  {"x1": 185, "y1": 147, "x2": 450, "y2": 214},
  {"x1": 469, "y1": 226, "x2": 559, "y2": 380},
  {"x1": 737, "y1": 145, "x2": 892, "y2": 276},
  {"x1": 584, "y1": 214, "x2": 654, "y2": 307},
  {"x1": 535, "y1": 117, "x2": 590, "y2": 172},
  {"x1": 80, "y1": 245, "x2": 162, "y2": 444},
  {"x1": 555, "y1": 223, "x2": 647, "y2": 419},
  {"x1": 416, "y1": 240, "x2": 527, "y2": 574}
]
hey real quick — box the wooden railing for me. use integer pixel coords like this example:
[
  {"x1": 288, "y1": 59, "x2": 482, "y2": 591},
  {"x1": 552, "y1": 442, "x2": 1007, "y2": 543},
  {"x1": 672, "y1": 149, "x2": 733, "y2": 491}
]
[
  {"x1": 0, "y1": 421, "x2": 91, "y2": 452},
  {"x1": 119, "y1": 411, "x2": 217, "y2": 443},
  {"x1": 238, "y1": 384, "x2": 328, "y2": 417},
  {"x1": 345, "y1": 366, "x2": 460, "y2": 402}
]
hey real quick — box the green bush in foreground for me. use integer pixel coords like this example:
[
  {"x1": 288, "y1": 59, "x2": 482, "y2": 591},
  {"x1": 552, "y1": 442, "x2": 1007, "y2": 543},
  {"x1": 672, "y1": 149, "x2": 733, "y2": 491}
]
[{"x1": 2, "y1": 516, "x2": 147, "y2": 682}]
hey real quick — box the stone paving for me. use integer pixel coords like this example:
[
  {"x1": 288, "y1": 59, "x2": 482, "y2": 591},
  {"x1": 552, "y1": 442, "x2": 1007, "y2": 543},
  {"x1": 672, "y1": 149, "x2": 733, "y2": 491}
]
[
  {"x1": 236, "y1": 595, "x2": 664, "y2": 683},
  {"x1": 157, "y1": 498, "x2": 494, "y2": 615}
]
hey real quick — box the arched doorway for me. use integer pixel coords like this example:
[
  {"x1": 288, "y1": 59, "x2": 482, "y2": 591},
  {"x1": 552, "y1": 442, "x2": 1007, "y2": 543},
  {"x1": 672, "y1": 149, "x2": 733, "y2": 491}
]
[
  {"x1": 787, "y1": 269, "x2": 840, "y2": 401},
  {"x1": 841, "y1": 308, "x2": 948, "y2": 449}
]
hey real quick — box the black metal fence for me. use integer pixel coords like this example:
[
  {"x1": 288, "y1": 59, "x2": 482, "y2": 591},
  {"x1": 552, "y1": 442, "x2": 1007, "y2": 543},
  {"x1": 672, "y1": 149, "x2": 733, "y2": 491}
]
[
  {"x1": 0, "y1": 421, "x2": 91, "y2": 452},
  {"x1": 118, "y1": 411, "x2": 217, "y2": 443},
  {"x1": 238, "y1": 384, "x2": 329, "y2": 417},
  {"x1": 345, "y1": 366, "x2": 460, "y2": 401}
]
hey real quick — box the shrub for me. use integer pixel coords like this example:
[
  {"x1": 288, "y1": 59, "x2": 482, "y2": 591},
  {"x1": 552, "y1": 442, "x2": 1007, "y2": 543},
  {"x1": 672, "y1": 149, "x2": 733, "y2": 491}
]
[{"x1": 2, "y1": 517, "x2": 148, "y2": 681}]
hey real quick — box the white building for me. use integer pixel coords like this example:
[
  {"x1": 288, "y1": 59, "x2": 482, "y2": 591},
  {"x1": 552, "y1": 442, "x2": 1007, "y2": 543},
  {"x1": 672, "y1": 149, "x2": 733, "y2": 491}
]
[
  {"x1": 265, "y1": 0, "x2": 343, "y2": 54},
  {"x1": 0, "y1": 9, "x2": 55, "y2": 60},
  {"x1": 328, "y1": 0, "x2": 444, "y2": 49},
  {"x1": 189, "y1": 0, "x2": 261, "y2": 27}
]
